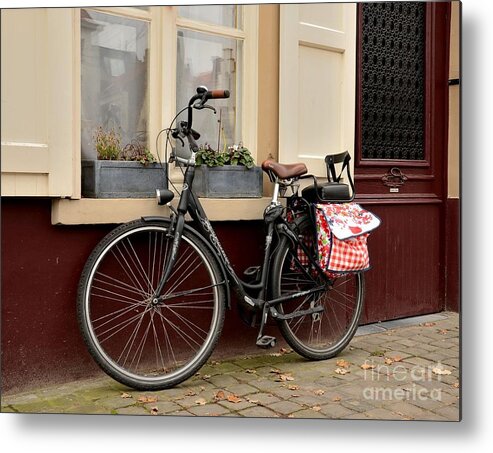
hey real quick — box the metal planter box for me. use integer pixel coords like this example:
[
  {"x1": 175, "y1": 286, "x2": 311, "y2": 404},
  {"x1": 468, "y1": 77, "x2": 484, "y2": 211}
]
[
  {"x1": 82, "y1": 160, "x2": 167, "y2": 198},
  {"x1": 193, "y1": 165, "x2": 263, "y2": 198}
]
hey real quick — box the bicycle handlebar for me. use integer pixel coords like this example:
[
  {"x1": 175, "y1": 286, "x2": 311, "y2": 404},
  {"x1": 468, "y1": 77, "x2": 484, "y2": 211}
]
[
  {"x1": 208, "y1": 89, "x2": 230, "y2": 100},
  {"x1": 185, "y1": 87, "x2": 230, "y2": 136}
]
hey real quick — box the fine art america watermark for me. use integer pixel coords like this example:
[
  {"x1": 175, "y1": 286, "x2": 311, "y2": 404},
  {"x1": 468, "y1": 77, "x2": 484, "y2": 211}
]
[{"x1": 361, "y1": 359, "x2": 452, "y2": 402}]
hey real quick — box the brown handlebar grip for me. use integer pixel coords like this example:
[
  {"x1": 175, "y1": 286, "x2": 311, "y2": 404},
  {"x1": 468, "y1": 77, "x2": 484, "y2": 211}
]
[{"x1": 209, "y1": 90, "x2": 230, "y2": 99}]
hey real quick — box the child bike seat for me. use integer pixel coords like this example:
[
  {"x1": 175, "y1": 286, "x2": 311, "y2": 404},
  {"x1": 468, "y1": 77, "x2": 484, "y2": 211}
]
[
  {"x1": 301, "y1": 151, "x2": 355, "y2": 203},
  {"x1": 302, "y1": 182, "x2": 351, "y2": 202}
]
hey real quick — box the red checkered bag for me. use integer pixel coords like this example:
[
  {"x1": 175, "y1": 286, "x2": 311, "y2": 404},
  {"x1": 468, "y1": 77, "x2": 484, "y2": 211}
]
[{"x1": 314, "y1": 203, "x2": 380, "y2": 276}]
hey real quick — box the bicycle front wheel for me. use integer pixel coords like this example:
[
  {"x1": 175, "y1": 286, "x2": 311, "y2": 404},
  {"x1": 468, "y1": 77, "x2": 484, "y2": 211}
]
[
  {"x1": 77, "y1": 219, "x2": 226, "y2": 390},
  {"x1": 271, "y1": 218, "x2": 364, "y2": 360}
]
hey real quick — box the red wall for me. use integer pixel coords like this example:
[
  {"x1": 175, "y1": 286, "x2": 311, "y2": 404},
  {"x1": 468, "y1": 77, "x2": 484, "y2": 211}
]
[
  {"x1": 1, "y1": 198, "x2": 276, "y2": 393},
  {"x1": 1, "y1": 197, "x2": 459, "y2": 393}
]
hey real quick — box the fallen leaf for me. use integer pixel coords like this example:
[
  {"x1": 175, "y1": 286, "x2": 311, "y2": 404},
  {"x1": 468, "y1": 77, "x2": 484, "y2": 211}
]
[
  {"x1": 432, "y1": 367, "x2": 452, "y2": 376},
  {"x1": 214, "y1": 390, "x2": 225, "y2": 401},
  {"x1": 332, "y1": 396, "x2": 342, "y2": 402},
  {"x1": 392, "y1": 355, "x2": 403, "y2": 362},
  {"x1": 226, "y1": 394, "x2": 242, "y2": 403},
  {"x1": 245, "y1": 369, "x2": 257, "y2": 374},
  {"x1": 360, "y1": 363, "x2": 376, "y2": 370},
  {"x1": 137, "y1": 396, "x2": 158, "y2": 404},
  {"x1": 276, "y1": 374, "x2": 295, "y2": 382},
  {"x1": 280, "y1": 347, "x2": 290, "y2": 354},
  {"x1": 453, "y1": 382, "x2": 460, "y2": 389},
  {"x1": 314, "y1": 389, "x2": 325, "y2": 396},
  {"x1": 185, "y1": 390, "x2": 197, "y2": 397},
  {"x1": 422, "y1": 322, "x2": 436, "y2": 327},
  {"x1": 384, "y1": 357, "x2": 394, "y2": 365},
  {"x1": 150, "y1": 406, "x2": 159, "y2": 415},
  {"x1": 200, "y1": 386, "x2": 206, "y2": 391},
  {"x1": 335, "y1": 368, "x2": 349, "y2": 375},
  {"x1": 246, "y1": 397, "x2": 259, "y2": 404},
  {"x1": 288, "y1": 414, "x2": 295, "y2": 418},
  {"x1": 438, "y1": 329, "x2": 448, "y2": 335},
  {"x1": 120, "y1": 392, "x2": 132, "y2": 399},
  {"x1": 270, "y1": 352, "x2": 282, "y2": 357},
  {"x1": 288, "y1": 384, "x2": 299, "y2": 391},
  {"x1": 336, "y1": 359, "x2": 351, "y2": 369},
  {"x1": 203, "y1": 374, "x2": 211, "y2": 380},
  {"x1": 211, "y1": 360, "x2": 220, "y2": 365},
  {"x1": 312, "y1": 405, "x2": 322, "y2": 412},
  {"x1": 195, "y1": 398, "x2": 207, "y2": 406},
  {"x1": 270, "y1": 368, "x2": 282, "y2": 374}
]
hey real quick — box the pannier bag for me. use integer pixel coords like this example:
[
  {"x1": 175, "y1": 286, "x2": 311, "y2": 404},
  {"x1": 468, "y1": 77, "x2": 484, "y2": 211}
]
[{"x1": 314, "y1": 203, "x2": 381, "y2": 275}]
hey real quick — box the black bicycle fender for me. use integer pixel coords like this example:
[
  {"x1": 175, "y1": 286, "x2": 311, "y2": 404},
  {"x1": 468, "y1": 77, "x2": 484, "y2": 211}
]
[{"x1": 141, "y1": 216, "x2": 231, "y2": 309}]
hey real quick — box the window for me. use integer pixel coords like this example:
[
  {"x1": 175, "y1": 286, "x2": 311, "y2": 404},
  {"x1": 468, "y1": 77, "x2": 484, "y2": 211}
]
[
  {"x1": 81, "y1": 9, "x2": 150, "y2": 159},
  {"x1": 176, "y1": 6, "x2": 244, "y2": 152},
  {"x1": 178, "y1": 4, "x2": 241, "y2": 29},
  {"x1": 50, "y1": 5, "x2": 258, "y2": 223},
  {"x1": 79, "y1": 5, "x2": 257, "y2": 184}
]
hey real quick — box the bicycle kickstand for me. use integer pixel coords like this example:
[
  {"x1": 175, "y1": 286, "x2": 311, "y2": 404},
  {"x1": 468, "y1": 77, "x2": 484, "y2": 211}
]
[{"x1": 255, "y1": 302, "x2": 277, "y2": 349}]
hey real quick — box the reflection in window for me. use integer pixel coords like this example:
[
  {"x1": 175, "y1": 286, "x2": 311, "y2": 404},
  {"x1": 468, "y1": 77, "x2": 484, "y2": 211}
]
[
  {"x1": 81, "y1": 10, "x2": 149, "y2": 159},
  {"x1": 176, "y1": 29, "x2": 242, "y2": 151},
  {"x1": 178, "y1": 5, "x2": 241, "y2": 29}
]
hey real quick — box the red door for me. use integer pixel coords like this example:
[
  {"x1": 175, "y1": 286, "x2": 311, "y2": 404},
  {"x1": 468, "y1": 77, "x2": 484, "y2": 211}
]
[{"x1": 354, "y1": 2, "x2": 451, "y2": 323}]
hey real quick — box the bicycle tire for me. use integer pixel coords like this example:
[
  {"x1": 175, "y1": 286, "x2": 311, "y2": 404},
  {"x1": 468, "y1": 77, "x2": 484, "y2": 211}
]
[
  {"x1": 77, "y1": 218, "x2": 226, "y2": 390},
  {"x1": 270, "y1": 217, "x2": 364, "y2": 360}
]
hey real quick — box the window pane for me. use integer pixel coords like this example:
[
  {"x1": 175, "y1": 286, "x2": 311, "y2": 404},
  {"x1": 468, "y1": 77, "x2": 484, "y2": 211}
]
[
  {"x1": 178, "y1": 5, "x2": 241, "y2": 29},
  {"x1": 176, "y1": 29, "x2": 242, "y2": 151},
  {"x1": 81, "y1": 10, "x2": 149, "y2": 159}
]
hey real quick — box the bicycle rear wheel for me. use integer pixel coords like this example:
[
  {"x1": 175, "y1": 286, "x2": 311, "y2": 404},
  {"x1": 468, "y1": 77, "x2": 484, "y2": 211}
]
[
  {"x1": 271, "y1": 218, "x2": 364, "y2": 360},
  {"x1": 77, "y1": 219, "x2": 226, "y2": 390}
]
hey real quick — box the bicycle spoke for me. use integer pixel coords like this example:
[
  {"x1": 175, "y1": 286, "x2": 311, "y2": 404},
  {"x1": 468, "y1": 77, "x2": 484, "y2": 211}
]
[
  {"x1": 111, "y1": 244, "x2": 149, "y2": 296},
  {"x1": 165, "y1": 306, "x2": 210, "y2": 337},
  {"x1": 154, "y1": 309, "x2": 203, "y2": 351},
  {"x1": 91, "y1": 284, "x2": 147, "y2": 306},
  {"x1": 94, "y1": 272, "x2": 149, "y2": 298},
  {"x1": 118, "y1": 306, "x2": 151, "y2": 366},
  {"x1": 150, "y1": 311, "x2": 166, "y2": 373},
  {"x1": 165, "y1": 254, "x2": 202, "y2": 296},
  {"x1": 92, "y1": 303, "x2": 143, "y2": 329},
  {"x1": 98, "y1": 308, "x2": 148, "y2": 345},
  {"x1": 122, "y1": 238, "x2": 154, "y2": 294}
]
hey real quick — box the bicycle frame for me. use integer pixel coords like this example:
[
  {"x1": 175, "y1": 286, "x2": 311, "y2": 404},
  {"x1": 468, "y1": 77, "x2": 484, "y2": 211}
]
[{"x1": 151, "y1": 163, "x2": 330, "y2": 322}]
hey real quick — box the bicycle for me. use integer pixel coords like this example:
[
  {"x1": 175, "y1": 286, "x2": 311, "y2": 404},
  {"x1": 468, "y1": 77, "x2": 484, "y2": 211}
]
[{"x1": 77, "y1": 86, "x2": 365, "y2": 390}]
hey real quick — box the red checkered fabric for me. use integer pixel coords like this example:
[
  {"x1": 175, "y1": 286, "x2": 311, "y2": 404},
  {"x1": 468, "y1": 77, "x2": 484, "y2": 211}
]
[
  {"x1": 294, "y1": 233, "x2": 313, "y2": 268},
  {"x1": 326, "y1": 234, "x2": 370, "y2": 273},
  {"x1": 315, "y1": 204, "x2": 374, "y2": 275}
]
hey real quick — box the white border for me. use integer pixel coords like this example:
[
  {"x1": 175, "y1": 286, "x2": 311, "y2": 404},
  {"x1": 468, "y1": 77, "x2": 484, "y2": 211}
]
[{"x1": 2, "y1": 0, "x2": 490, "y2": 452}]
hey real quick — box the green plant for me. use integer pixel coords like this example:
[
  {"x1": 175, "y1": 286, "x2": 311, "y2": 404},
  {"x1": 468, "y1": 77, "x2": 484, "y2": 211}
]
[
  {"x1": 195, "y1": 143, "x2": 255, "y2": 169},
  {"x1": 93, "y1": 126, "x2": 122, "y2": 160},
  {"x1": 228, "y1": 143, "x2": 254, "y2": 169},
  {"x1": 93, "y1": 127, "x2": 155, "y2": 164},
  {"x1": 121, "y1": 140, "x2": 155, "y2": 165}
]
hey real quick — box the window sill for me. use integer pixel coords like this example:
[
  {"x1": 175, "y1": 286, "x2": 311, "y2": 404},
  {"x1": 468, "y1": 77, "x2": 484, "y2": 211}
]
[{"x1": 51, "y1": 197, "x2": 273, "y2": 225}]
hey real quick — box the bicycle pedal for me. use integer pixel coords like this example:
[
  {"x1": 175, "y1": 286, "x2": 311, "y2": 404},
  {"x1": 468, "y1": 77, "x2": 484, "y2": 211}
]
[{"x1": 256, "y1": 335, "x2": 277, "y2": 349}]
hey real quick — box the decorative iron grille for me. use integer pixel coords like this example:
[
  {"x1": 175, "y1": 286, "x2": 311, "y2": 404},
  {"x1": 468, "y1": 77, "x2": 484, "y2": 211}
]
[{"x1": 361, "y1": 2, "x2": 426, "y2": 160}]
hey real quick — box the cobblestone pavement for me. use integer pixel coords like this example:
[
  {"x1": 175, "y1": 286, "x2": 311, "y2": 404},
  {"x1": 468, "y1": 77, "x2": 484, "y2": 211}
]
[{"x1": 1, "y1": 312, "x2": 460, "y2": 421}]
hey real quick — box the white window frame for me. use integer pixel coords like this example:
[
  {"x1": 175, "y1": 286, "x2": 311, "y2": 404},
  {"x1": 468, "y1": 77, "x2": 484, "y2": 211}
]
[{"x1": 51, "y1": 4, "x2": 259, "y2": 224}]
